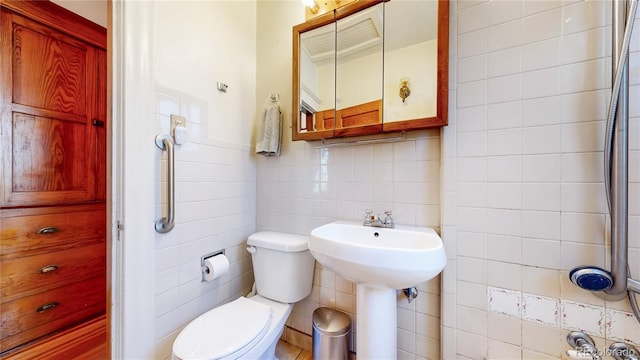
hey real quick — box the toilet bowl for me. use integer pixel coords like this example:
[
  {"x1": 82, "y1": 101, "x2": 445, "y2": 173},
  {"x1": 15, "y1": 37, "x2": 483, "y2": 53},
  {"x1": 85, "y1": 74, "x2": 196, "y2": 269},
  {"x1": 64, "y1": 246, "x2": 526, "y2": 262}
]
[
  {"x1": 172, "y1": 231, "x2": 315, "y2": 360},
  {"x1": 172, "y1": 295, "x2": 291, "y2": 360}
]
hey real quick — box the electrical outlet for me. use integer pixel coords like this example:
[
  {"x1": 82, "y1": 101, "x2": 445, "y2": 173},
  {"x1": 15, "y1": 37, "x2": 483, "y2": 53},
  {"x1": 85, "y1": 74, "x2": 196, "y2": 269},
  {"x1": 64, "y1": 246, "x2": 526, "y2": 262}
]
[{"x1": 216, "y1": 82, "x2": 228, "y2": 93}]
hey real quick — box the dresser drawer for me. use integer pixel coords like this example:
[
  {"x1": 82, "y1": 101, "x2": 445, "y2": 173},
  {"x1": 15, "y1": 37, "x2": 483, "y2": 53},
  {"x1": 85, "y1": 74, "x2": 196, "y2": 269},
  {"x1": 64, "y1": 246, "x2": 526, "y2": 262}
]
[
  {"x1": 0, "y1": 276, "x2": 106, "y2": 352},
  {"x1": 0, "y1": 208, "x2": 105, "y2": 261},
  {"x1": 0, "y1": 244, "x2": 105, "y2": 303}
]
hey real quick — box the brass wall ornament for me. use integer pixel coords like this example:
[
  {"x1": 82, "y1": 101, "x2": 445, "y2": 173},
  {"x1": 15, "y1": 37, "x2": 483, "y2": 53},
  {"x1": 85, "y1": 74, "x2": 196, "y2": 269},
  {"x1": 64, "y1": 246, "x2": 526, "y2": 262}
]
[{"x1": 399, "y1": 79, "x2": 410, "y2": 103}]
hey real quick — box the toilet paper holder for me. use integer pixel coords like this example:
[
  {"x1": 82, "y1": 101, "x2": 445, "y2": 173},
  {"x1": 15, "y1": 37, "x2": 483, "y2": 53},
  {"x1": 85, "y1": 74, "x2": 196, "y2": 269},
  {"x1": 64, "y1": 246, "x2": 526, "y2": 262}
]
[{"x1": 201, "y1": 250, "x2": 225, "y2": 282}]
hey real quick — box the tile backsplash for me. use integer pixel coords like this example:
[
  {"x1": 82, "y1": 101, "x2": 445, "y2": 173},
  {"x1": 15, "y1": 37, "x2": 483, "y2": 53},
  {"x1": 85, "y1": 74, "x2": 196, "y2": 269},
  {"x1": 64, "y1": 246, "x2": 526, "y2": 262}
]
[
  {"x1": 256, "y1": 131, "x2": 443, "y2": 359},
  {"x1": 255, "y1": 1, "x2": 445, "y2": 358},
  {"x1": 486, "y1": 285, "x2": 640, "y2": 346},
  {"x1": 442, "y1": 0, "x2": 640, "y2": 358},
  {"x1": 152, "y1": 87, "x2": 257, "y2": 358}
]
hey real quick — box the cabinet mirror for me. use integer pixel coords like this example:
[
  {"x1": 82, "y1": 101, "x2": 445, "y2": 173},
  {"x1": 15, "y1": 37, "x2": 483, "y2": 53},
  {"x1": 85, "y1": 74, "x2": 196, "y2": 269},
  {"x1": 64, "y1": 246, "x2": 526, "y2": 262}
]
[
  {"x1": 292, "y1": 0, "x2": 449, "y2": 141},
  {"x1": 294, "y1": 14, "x2": 336, "y2": 140},
  {"x1": 334, "y1": 2, "x2": 384, "y2": 137}
]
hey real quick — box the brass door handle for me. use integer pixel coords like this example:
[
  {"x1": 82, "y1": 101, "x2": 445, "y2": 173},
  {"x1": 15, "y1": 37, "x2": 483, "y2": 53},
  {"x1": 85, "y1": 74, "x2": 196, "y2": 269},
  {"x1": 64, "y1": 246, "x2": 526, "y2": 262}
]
[
  {"x1": 36, "y1": 302, "x2": 59, "y2": 313},
  {"x1": 37, "y1": 227, "x2": 59, "y2": 234},
  {"x1": 38, "y1": 265, "x2": 59, "y2": 274}
]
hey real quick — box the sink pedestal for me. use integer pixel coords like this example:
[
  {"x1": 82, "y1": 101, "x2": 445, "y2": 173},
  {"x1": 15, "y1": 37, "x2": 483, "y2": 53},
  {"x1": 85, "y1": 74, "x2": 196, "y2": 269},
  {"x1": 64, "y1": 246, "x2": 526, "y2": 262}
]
[
  {"x1": 356, "y1": 284, "x2": 397, "y2": 359},
  {"x1": 309, "y1": 221, "x2": 447, "y2": 359}
]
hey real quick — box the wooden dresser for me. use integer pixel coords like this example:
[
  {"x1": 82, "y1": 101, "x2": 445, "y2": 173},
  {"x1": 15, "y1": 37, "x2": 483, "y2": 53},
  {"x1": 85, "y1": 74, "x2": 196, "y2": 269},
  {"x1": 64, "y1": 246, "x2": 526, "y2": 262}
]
[{"x1": 0, "y1": 0, "x2": 107, "y2": 355}]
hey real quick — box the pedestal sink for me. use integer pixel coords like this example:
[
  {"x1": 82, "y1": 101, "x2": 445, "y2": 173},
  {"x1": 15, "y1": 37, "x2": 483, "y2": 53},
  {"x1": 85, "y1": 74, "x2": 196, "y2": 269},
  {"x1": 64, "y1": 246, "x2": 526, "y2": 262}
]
[{"x1": 309, "y1": 221, "x2": 446, "y2": 359}]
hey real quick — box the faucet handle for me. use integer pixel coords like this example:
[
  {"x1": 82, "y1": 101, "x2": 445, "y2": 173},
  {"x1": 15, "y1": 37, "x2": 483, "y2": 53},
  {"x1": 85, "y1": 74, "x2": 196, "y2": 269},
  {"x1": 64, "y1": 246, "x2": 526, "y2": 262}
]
[
  {"x1": 364, "y1": 209, "x2": 373, "y2": 224},
  {"x1": 365, "y1": 209, "x2": 373, "y2": 219},
  {"x1": 383, "y1": 210, "x2": 394, "y2": 227}
]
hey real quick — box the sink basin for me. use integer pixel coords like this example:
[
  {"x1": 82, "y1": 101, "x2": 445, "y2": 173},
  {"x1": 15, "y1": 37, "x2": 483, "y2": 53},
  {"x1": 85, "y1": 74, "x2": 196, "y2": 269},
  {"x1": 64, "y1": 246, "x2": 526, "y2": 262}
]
[
  {"x1": 309, "y1": 220, "x2": 446, "y2": 289},
  {"x1": 309, "y1": 220, "x2": 447, "y2": 359}
]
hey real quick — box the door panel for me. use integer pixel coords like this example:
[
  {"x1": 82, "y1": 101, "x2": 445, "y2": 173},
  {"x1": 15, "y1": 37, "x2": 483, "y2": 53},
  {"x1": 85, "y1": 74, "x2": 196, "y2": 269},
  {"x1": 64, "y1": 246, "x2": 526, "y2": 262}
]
[
  {"x1": 12, "y1": 113, "x2": 88, "y2": 192},
  {"x1": 1, "y1": 10, "x2": 99, "y2": 207},
  {"x1": 11, "y1": 17, "x2": 88, "y2": 116}
]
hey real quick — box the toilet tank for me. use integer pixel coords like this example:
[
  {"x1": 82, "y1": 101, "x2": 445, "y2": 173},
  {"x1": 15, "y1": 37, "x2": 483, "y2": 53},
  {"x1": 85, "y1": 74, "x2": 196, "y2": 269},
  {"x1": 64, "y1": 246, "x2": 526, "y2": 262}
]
[{"x1": 247, "y1": 231, "x2": 315, "y2": 303}]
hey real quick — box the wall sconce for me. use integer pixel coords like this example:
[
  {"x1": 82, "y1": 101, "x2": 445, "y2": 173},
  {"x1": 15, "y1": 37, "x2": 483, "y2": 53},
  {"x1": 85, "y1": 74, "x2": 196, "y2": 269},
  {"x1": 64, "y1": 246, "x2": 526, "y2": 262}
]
[
  {"x1": 301, "y1": 0, "x2": 319, "y2": 14},
  {"x1": 399, "y1": 79, "x2": 411, "y2": 103}
]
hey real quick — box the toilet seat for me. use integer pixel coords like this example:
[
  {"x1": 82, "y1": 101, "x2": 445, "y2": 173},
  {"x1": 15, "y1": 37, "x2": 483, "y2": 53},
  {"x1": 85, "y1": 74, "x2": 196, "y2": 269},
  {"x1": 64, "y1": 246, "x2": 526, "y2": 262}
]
[{"x1": 172, "y1": 297, "x2": 272, "y2": 360}]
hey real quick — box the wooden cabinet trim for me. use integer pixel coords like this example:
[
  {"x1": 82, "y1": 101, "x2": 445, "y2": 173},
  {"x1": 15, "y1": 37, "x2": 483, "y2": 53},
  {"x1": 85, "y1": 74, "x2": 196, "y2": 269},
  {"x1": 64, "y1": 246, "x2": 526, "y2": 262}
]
[
  {"x1": 10, "y1": 104, "x2": 88, "y2": 125},
  {"x1": 0, "y1": 203, "x2": 105, "y2": 217},
  {"x1": 1, "y1": 243, "x2": 106, "y2": 303},
  {"x1": 336, "y1": 99, "x2": 382, "y2": 129},
  {"x1": 0, "y1": 207, "x2": 106, "y2": 261},
  {"x1": 0, "y1": 1, "x2": 106, "y2": 49},
  {"x1": 292, "y1": 0, "x2": 449, "y2": 141},
  {"x1": 0, "y1": 315, "x2": 106, "y2": 359},
  {"x1": 0, "y1": 276, "x2": 105, "y2": 352}
]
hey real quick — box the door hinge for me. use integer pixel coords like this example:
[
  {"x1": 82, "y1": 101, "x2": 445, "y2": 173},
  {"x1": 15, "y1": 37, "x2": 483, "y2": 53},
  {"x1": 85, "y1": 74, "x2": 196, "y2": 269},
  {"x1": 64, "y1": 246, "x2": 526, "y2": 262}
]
[{"x1": 116, "y1": 221, "x2": 124, "y2": 241}]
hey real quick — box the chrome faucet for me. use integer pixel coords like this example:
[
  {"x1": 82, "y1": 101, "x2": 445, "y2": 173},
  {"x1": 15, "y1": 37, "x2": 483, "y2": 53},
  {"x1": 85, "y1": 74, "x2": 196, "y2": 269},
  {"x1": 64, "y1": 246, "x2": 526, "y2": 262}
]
[
  {"x1": 403, "y1": 287, "x2": 418, "y2": 303},
  {"x1": 566, "y1": 331, "x2": 602, "y2": 360},
  {"x1": 363, "y1": 209, "x2": 394, "y2": 228},
  {"x1": 609, "y1": 342, "x2": 639, "y2": 360}
]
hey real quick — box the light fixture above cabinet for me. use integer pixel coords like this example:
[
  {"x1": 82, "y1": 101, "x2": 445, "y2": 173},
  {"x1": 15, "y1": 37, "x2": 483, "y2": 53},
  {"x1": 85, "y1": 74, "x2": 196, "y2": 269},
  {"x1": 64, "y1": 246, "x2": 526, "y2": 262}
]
[
  {"x1": 300, "y1": 0, "x2": 358, "y2": 21},
  {"x1": 300, "y1": 0, "x2": 319, "y2": 14}
]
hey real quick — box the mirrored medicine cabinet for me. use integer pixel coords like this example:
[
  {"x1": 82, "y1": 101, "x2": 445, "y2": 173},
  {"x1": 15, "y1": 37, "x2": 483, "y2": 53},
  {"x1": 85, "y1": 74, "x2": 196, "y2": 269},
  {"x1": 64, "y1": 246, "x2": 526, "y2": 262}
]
[{"x1": 292, "y1": 0, "x2": 449, "y2": 141}]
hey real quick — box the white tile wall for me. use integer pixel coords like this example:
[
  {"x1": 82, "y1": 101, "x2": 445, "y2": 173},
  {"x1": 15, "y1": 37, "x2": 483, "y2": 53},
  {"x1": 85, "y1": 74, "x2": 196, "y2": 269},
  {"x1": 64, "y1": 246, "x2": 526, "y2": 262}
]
[
  {"x1": 153, "y1": 88, "x2": 256, "y2": 357},
  {"x1": 442, "y1": 1, "x2": 640, "y2": 358},
  {"x1": 255, "y1": 130, "x2": 443, "y2": 358},
  {"x1": 562, "y1": 300, "x2": 605, "y2": 336}
]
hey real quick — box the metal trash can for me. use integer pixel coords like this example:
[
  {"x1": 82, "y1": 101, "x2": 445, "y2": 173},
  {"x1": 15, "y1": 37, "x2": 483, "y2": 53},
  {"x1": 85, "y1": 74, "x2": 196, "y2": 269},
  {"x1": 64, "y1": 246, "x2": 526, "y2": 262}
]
[{"x1": 312, "y1": 307, "x2": 351, "y2": 360}]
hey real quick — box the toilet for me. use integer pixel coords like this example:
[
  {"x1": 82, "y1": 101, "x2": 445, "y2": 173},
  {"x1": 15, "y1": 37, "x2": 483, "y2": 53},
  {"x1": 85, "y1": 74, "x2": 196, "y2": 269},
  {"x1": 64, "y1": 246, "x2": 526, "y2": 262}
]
[{"x1": 172, "y1": 231, "x2": 315, "y2": 360}]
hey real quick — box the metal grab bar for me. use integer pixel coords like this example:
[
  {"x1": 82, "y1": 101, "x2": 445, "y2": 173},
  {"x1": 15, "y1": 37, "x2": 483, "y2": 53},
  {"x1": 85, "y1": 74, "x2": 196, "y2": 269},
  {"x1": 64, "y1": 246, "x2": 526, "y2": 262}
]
[
  {"x1": 155, "y1": 134, "x2": 175, "y2": 233},
  {"x1": 604, "y1": 0, "x2": 635, "y2": 300}
]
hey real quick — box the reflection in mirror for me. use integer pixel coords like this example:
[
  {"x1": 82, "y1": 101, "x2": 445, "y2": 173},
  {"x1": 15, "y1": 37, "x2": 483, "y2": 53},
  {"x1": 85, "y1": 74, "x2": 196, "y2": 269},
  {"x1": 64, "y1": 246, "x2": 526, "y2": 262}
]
[
  {"x1": 298, "y1": 21, "x2": 336, "y2": 138},
  {"x1": 292, "y1": 0, "x2": 448, "y2": 141},
  {"x1": 335, "y1": 3, "x2": 383, "y2": 137},
  {"x1": 383, "y1": 0, "x2": 438, "y2": 123}
]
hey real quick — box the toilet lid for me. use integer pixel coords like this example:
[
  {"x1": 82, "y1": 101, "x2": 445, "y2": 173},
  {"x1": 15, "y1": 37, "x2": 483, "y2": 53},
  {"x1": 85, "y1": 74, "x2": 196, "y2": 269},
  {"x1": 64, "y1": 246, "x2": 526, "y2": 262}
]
[{"x1": 173, "y1": 297, "x2": 272, "y2": 360}]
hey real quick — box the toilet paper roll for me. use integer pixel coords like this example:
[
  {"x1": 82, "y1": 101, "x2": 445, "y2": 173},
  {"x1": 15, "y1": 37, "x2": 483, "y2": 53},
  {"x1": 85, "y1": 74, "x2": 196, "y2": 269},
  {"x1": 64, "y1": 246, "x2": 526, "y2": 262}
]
[{"x1": 203, "y1": 254, "x2": 230, "y2": 282}]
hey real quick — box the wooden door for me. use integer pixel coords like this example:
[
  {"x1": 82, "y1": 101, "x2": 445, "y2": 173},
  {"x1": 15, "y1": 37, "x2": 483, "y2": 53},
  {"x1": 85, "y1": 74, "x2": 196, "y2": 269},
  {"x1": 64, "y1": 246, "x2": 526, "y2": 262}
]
[{"x1": 0, "y1": 6, "x2": 105, "y2": 207}]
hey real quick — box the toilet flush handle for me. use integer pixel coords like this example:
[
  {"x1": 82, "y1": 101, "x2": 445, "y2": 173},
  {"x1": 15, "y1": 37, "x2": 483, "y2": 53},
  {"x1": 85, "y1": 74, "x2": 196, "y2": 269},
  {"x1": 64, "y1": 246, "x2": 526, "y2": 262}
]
[{"x1": 246, "y1": 245, "x2": 257, "y2": 254}]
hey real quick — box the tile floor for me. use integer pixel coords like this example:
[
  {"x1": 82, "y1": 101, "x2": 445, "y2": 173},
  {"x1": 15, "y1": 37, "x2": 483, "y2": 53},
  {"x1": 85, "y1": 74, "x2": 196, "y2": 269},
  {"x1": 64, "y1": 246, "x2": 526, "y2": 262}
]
[{"x1": 275, "y1": 340, "x2": 312, "y2": 360}]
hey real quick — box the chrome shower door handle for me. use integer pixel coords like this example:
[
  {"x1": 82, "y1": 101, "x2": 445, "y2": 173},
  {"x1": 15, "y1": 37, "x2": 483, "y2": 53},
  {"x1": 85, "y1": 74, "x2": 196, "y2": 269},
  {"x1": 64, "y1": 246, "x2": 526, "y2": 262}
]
[{"x1": 155, "y1": 134, "x2": 175, "y2": 233}]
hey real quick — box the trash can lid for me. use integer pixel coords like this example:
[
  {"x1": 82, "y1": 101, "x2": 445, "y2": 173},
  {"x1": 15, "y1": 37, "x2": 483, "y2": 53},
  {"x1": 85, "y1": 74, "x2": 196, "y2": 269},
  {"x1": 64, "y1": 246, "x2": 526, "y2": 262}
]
[{"x1": 313, "y1": 307, "x2": 351, "y2": 335}]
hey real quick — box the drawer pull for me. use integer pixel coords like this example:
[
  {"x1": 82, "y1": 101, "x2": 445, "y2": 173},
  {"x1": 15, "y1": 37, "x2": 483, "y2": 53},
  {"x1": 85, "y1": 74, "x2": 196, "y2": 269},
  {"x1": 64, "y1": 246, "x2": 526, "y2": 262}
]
[
  {"x1": 37, "y1": 227, "x2": 59, "y2": 235},
  {"x1": 38, "y1": 265, "x2": 60, "y2": 274},
  {"x1": 36, "y1": 302, "x2": 59, "y2": 313}
]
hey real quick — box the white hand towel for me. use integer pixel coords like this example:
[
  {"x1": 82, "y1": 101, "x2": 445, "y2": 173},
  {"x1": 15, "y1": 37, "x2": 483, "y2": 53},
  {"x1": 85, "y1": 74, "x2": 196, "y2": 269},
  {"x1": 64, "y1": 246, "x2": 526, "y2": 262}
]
[{"x1": 256, "y1": 101, "x2": 282, "y2": 156}]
